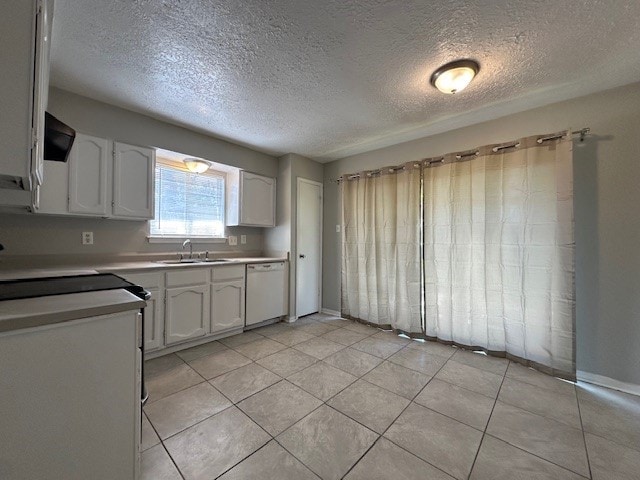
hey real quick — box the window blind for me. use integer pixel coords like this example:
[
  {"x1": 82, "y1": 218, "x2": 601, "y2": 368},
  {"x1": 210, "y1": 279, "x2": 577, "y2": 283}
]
[{"x1": 149, "y1": 162, "x2": 225, "y2": 237}]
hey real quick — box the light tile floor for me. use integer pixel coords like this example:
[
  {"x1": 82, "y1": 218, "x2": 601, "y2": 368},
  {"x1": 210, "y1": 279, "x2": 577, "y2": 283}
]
[{"x1": 142, "y1": 313, "x2": 640, "y2": 480}]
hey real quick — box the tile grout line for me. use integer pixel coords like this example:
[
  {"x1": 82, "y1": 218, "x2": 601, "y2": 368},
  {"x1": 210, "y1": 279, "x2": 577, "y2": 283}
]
[
  {"x1": 256, "y1": 354, "x2": 320, "y2": 378},
  {"x1": 493, "y1": 387, "x2": 584, "y2": 430},
  {"x1": 465, "y1": 363, "x2": 509, "y2": 479},
  {"x1": 579, "y1": 428, "x2": 640, "y2": 455},
  {"x1": 159, "y1": 441, "x2": 186, "y2": 480},
  {"x1": 284, "y1": 341, "x2": 415, "y2": 404},
  {"x1": 209, "y1": 399, "x2": 289, "y2": 480},
  {"x1": 142, "y1": 410, "x2": 187, "y2": 480},
  {"x1": 479, "y1": 432, "x2": 591, "y2": 480},
  {"x1": 153, "y1": 365, "x2": 283, "y2": 444},
  {"x1": 575, "y1": 384, "x2": 594, "y2": 479},
  {"x1": 339, "y1": 345, "x2": 455, "y2": 480},
  {"x1": 141, "y1": 410, "x2": 162, "y2": 452},
  {"x1": 143, "y1": 318, "x2": 332, "y2": 478},
  {"x1": 575, "y1": 386, "x2": 640, "y2": 454},
  {"x1": 261, "y1": 332, "x2": 414, "y2": 479},
  {"x1": 160, "y1": 393, "x2": 278, "y2": 479},
  {"x1": 211, "y1": 441, "x2": 274, "y2": 480},
  {"x1": 145, "y1": 357, "x2": 245, "y2": 406},
  {"x1": 145, "y1": 322, "x2": 333, "y2": 412},
  {"x1": 271, "y1": 402, "x2": 329, "y2": 478},
  {"x1": 465, "y1": 370, "x2": 592, "y2": 479},
  {"x1": 149, "y1": 323, "x2": 607, "y2": 479}
]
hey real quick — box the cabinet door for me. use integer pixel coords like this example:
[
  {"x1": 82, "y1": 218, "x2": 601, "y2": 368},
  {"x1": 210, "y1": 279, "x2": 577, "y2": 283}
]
[
  {"x1": 113, "y1": 142, "x2": 155, "y2": 219},
  {"x1": 0, "y1": 310, "x2": 140, "y2": 479},
  {"x1": 165, "y1": 285, "x2": 209, "y2": 345},
  {"x1": 36, "y1": 159, "x2": 70, "y2": 215},
  {"x1": 30, "y1": 0, "x2": 53, "y2": 190},
  {"x1": 143, "y1": 288, "x2": 164, "y2": 352},
  {"x1": 211, "y1": 280, "x2": 245, "y2": 333},
  {"x1": 240, "y1": 172, "x2": 275, "y2": 226},
  {"x1": 68, "y1": 134, "x2": 110, "y2": 216},
  {"x1": 0, "y1": 0, "x2": 50, "y2": 196}
]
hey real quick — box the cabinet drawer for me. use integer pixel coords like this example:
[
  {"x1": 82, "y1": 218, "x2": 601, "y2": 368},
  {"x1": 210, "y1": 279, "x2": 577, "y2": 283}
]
[
  {"x1": 166, "y1": 268, "x2": 209, "y2": 287},
  {"x1": 120, "y1": 271, "x2": 162, "y2": 289},
  {"x1": 212, "y1": 265, "x2": 245, "y2": 282}
]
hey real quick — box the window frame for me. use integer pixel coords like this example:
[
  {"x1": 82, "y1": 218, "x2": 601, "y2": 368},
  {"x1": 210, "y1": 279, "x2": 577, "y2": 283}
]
[{"x1": 147, "y1": 158, "x2": 228, "y2": 242}]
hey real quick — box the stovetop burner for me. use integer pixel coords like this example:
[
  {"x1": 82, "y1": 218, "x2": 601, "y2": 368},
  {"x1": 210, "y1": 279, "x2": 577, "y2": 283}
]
[{"x1": 0, "y1": 273, "x2": 147, "y2": 301}]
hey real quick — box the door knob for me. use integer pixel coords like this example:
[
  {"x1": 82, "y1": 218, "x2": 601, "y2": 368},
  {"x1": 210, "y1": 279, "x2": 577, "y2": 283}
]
[{"x1": 299, "y1": 254, "x2": 306, "y2": 258}]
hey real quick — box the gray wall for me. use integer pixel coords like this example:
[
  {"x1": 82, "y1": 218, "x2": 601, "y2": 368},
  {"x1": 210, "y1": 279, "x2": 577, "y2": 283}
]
[
  {"x1": 323, "y1": 81, "x2": 640, "y2": 385},
  {"x1": 265, "y1": 153, "x2": 324, "y2": 318},
  {"x1": 0, "y1": 88, "x2": 278, "y2": 260},
  {"x1": 264, "y1": 155, "x2": 293, "y2": 256}
]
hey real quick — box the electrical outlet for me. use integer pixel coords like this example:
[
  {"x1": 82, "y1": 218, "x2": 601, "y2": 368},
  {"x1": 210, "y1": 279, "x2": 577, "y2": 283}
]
[
  {"x1": 240, "y1": 235, "x2": 247, "y2": 244},
  {"x1": 336, "y1": 225, "x2": 341, "y2": 233},
  {"x1": 228, "y1": 235, "x2": 237, "y2": 246},
  {"x1": 82, "y1": 231, "x2": 94, "y2": 245}
]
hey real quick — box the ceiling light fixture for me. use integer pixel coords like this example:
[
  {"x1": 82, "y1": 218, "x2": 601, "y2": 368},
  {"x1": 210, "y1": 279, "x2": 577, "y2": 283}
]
[
  {"x1": 183, "y1": 157, "x2": 211, "y2": 173},
  {"x1": 430, "y1": 59, "x2": 479, "y2": 94}
]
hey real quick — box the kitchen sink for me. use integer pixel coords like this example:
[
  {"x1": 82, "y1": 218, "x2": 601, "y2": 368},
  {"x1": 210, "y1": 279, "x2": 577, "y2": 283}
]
[
  {"x1": 157, "y1": 258, "x2": 235, "y2": 265},
  {"x1": 158, "y1": 259, "x2": 202, "y2": 264}
]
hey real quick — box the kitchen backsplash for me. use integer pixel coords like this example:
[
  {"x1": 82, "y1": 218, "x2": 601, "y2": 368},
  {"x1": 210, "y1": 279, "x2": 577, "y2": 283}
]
[{"x1": 0, "y1": 212, "x2": 264, "y2": 263}]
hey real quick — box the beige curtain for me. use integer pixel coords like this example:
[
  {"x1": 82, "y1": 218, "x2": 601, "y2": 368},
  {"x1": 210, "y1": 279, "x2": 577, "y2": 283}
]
[
  {"x1": 423, "y1": 134, "x2": 575, "y2": 378},
  {"x1": 341, "y1": 164, "x2": 422, "y2": 334}
]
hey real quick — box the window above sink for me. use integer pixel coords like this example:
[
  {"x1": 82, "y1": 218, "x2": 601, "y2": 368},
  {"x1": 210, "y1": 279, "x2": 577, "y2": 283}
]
[{"x1": 148, "y1": 147, "x2": 241, "y2": 242}]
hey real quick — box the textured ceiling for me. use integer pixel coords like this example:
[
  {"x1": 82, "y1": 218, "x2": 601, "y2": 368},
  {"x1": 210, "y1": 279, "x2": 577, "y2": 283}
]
[{"x1": 50, "y1": 0, "x2": 640, "y2": 162}]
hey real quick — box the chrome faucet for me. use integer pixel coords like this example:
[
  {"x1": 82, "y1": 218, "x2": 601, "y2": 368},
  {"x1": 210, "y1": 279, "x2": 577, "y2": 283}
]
[{"x1": 182, "y1": 239, "x2": 193, "y2": 259}]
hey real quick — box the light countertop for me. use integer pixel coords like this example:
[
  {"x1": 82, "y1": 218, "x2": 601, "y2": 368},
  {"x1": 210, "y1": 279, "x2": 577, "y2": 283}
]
[
  {"x1": 0, "y1": 289, "x2": 146, "y2": 333},
  {"x1": 0, "y1": 256, "x2": 288, "y2": 280},
  {"x1": 0, "y1": 256, "x2": 287, "y2": 333}
]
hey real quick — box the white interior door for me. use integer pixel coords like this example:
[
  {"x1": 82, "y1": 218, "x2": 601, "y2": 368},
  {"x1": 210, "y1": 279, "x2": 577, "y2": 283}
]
[{"x1": 296, "y1": 178, "x2": 322, "y2": 317}]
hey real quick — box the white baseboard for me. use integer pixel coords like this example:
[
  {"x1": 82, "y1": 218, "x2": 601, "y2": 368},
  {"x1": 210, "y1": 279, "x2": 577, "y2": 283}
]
[
  {"x1": 286, "y1": 316, "x2": 298, "y2": 323},
  {"x1": 320, "y1": 308, "x2": 341, "y2": 317},
  {"x1": 577, "y1": 370, "x2": 640, "y2": 396}
]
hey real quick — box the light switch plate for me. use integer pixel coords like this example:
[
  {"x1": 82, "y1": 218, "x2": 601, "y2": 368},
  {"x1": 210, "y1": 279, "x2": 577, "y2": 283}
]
[
  {"x1": 240, "y1": 235, "x2": 247, "y2": 244},
  {"x1": 82, "y1": 232, "x2": 94, "y2": 245},
  {"x1": 228, "y1": 236, "x2": 237, "y2": 246},
  {"x1": 336, "y1": 225, "x2": 341, "y2": 233}
]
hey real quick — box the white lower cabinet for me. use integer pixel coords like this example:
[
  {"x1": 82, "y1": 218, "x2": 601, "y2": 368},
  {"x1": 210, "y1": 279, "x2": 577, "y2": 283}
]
[
  {"x1": 119, "y1": 271, "x2": 165, "y2": 353},
  {"x1": 211, "y1": 280, "x2": 245, "y2": 333},
  {"x1": 0, "y1": 310, "x2": 141, "y2": 479},
  {"x1": 118, "y1": 263, "x2": 276, "y2": 356},
  {"x1": 211, "y1": 265, "x2": 246, "y2": 333},
  {"x1": 143, "y1": 287, "x2": 164, "y2": 352},
  {"x1": 165, "y1": 284, "x2": 210, "y2": 345}
]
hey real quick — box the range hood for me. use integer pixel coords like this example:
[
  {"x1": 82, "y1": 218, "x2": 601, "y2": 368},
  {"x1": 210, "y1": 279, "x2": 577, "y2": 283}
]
[{"x1": 44, "y1": 112, "x2": 75, "y2": 162}]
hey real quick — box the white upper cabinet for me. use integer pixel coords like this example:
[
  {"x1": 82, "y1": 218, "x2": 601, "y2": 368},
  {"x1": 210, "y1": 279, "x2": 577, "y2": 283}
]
[
  {"x1": 113, "y1": 142, "x2": 155, "y2": 219},
  {"x1": 68, "y1": 134, "x2": 110, "y2": 216},
  {"x1": 0, "y1": 0, "x2": 52, "y2": 207},
  {"x1": 37, "y1": 135, "x2": 155, "y2": 220},
  {"x1": 226, "y1": 171, "x2": 276, "y2": 227}
]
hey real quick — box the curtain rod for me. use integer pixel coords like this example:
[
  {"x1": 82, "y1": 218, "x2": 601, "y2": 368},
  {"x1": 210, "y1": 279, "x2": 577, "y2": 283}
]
[{"x1": 333, "y1": 128, "x2": 590, "y2": 183}]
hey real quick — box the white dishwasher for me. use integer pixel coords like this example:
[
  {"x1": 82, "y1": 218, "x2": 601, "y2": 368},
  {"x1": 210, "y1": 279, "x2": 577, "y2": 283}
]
[{"x1": 246, "y1": 262, "x2": 288, "y2": 326}]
